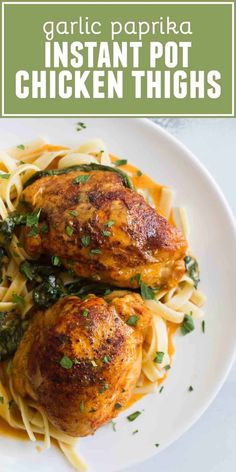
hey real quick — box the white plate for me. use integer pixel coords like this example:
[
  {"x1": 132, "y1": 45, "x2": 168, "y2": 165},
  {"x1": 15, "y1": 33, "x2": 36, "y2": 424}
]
[{"x1": 0, "y1": 118, "x2": 235, "y2": 472}]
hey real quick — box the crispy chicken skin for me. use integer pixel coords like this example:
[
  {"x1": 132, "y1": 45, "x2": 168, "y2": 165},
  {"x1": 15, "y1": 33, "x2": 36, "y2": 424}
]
[
  {"x1": 22, "y1": 170, "x2": 187, "y2": 289},
  {"x1": 12, "y1": 294, "x2": 152, "y2": 437}
]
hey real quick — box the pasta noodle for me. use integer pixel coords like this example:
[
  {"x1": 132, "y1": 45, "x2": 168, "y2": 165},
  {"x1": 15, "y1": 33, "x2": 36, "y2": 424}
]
[
  {"x1": 159, "y1": 186, "x2": 174, "y2": 219},
  {"x1": 0, "y1": 138, "x2": 206, "y2": 470}
]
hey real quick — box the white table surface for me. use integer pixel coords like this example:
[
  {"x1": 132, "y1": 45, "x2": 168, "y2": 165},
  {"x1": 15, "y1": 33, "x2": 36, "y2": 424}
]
[{"x1": 126, "y1": 118, "x2": 236, "y2": 472}]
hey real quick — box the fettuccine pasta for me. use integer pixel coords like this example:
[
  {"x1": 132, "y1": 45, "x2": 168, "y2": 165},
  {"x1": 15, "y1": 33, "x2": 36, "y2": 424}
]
[{"x1": 0, "y1": 138, "x2": 206, "y2": 471}]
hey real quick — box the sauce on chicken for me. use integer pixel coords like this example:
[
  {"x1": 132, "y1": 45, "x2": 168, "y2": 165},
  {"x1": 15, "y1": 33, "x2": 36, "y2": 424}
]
[
  {"x1": 22, "y1": 167, "x2": 187, "y2": 290},
  {"x1": 12, "y1": 294, "x2": 151, "y2": 437}
]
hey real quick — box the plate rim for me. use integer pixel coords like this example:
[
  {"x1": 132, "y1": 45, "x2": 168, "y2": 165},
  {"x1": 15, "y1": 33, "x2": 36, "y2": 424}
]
[{"x1": 119, "y1": 117, "x2": 236, "y2": 471}]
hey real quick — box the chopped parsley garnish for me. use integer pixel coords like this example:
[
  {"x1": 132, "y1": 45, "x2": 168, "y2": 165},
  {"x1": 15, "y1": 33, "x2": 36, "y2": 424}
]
[
  {"x1": 154, "y1": 351, "x2": 165, "y2": 364},
  {"x1": 95, "y1": 150, "x2": 104, "y2": 156},
  {"x1": 104, "y1": 220, "x2": 115, "y2": 228},
  {"x1": 104, "y1": 288, "x2": 112, "y2": 296},
  {"x1": 73, "y1": 174, "x2": 90, "y2": 184},
  {"x1": 102, "y1": 230, "x2": 111, "y2": 237},
  {"x1": 115, "y1": 159, "x2": 127, "y2": 167},
  {"x1": 114, "y1": 402, "x2": 122, "y2": 409},
  {"x1": 136, "y1": 170, "x2": 142, "y2": 177},
  {"x1": 41, "y1": 223, "x2": 48, "y2": 234},
  {"x1": 82, "y1": 309, "x2": 89, "y2": 317},
  {"x1": 26, "y1": 209, "x2": 41, "y2": 228},
  {"x1": 12, "y1": 293, "x2": 25, "y2": 306},
  {"x1": 60, "y1": 355, "x2": 74, "y2": 369},
  {"x1": 81, "y1": 235, "x2": 90, "y2": 247},
  {"x1": 20, "y1": 260, "x2": 34, "y2": 280},
  {"x1": 140, "y1": 281, "x2": 155, "y2": 300},
  {"x1": 159, "y1": 386, "x2": 164, "y2": 394},
  {"x1": 130, "y1": 273, "x2": 141, "y2": 284},
  {"x1": 155, "y1": 443, "x2": 160, "y2": 448},
  {"x1": 76, "y1": 122, "x2": 86, "y2": 131},
  {"x1": 188, "y1": 385, "x2": 194, "y2": 392},
  {"x1": 103, "y1": 355, "x2": 111, "y2": 363},
  {"x1": 69, "y1": 210, "x2": 78, "y2": 216},
  {"x1": 0, "y1": 396, "x2": 4, "y2": 404},
  {"x1": 181, "y1": 313, "x2": 195, "y2": 336},
  {"x1": 65, "y1": 225, "x2": 74, "y2": 236},
  {"x1": 0, "y1": 174, "x2": 10, "y2": 180},
  {"x1": 79, "y1": 401, "x2": 85, "y2": 412},
  {"x1": 17, "y1": 144, "x2": 25, "y2": 150},
  {"x1": 129, "y1": 274, "x2": 155, "y2": 300},
  {"x1": 132, "y1": 429, "x2": 139, "y2": 435},
  {"x1": 51, "y1": 255, "x2": 61, "y2": 267},
  {"x1": 90, "y1": 248, "x2": 102, "y2": 255},
  {"x1": 99, "y1": 382, "x2": 109, "y2": 393},
  {"x1": 28, "y1": 226, "x2": 39, "y2": 237},
  {"x1": 165, "y1": 364, "x2": 171, "y2": 371},
  {"x1": 25, "y1": 210, "x2": 41, "y2": 237},
  {"x1": 111, "y1": 421, "x2": 116, "y2": 432},
  {"x1": 127, "y1": 315, "x2": 138, "y2": 327},
  {"x1": 127, "y1": 411, "x2": 141, "y2": 422},
  {"x1": 201, "y1": 320, "x2": 205, "y2": 333}
]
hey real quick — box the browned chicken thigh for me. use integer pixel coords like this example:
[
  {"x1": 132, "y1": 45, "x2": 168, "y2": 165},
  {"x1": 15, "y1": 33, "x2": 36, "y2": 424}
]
[
  {"x1": 12, "y1": 293, "x2": 152, "y2": 437},
  {"x1": 22, "y1": 168, "x2": 187, "y2": 289}
]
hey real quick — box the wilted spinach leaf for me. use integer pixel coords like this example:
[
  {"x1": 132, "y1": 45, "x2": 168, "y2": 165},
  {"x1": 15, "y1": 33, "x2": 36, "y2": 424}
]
[
  {"x1": 0, "y1": 212, "x2": 27, "y2": 245},
  {"x1": 20, "y1": 260, "x2": 60, "y2": 283},
  {"x1": 184, "y1": 255, "x2": 200, "y2": 289},
  {"x1": 33, "y1": 274, "x2": 65, "y2": 308},
  {"x1": 0, "y1": 312, "x2": 28, "y2": 361}
]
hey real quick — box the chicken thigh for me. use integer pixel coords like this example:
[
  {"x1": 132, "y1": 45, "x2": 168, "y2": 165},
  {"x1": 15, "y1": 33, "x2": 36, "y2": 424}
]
[
  {"x1": 22, "y1": 167, "x2": 187, "y2": 289},
  {"x1": 12, "y1": 293, "x2": 151, "y2": 437}
]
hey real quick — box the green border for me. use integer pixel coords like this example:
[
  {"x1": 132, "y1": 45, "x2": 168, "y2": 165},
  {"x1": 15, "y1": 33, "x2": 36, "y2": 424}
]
[{"x1": 1, "y1": 0, "x2": 235, "y2": 117}]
